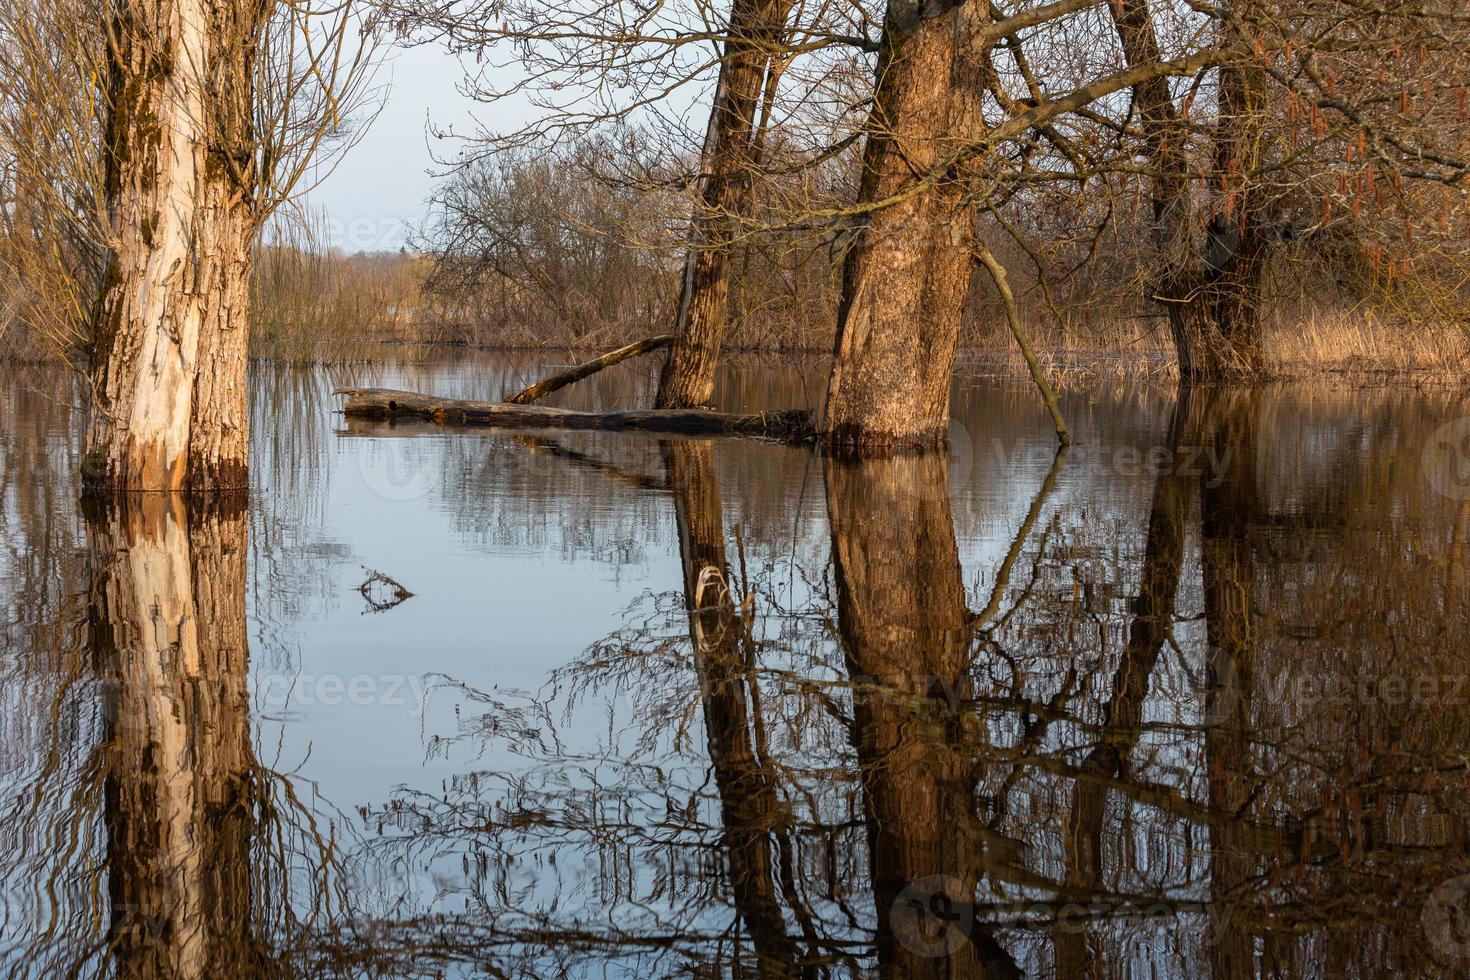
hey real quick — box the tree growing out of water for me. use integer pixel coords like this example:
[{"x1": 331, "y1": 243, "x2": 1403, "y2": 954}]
[
  {"x1": 821, "y1": 0, "x2": 1470, "y2": 438},
  {"x1": 86, "y1": 0, "x2": 379, "y2": 492},
  {"x1": 389, "y1": 0, "x2": 1469, "y2": 443},
  {"x1": 655, "y1": 0, "x2": 799, "y2": 409},
  {"x1": 0, "y1": 0, "x2": 379, "y2": 492},
  {"x1": 1103, "y1": 0, "x2": 1470, "y2": 381},
  {"x1": 382, "y1": 0, "x2": 879, "y2": 395},
  {"x1": 83, "y1": 0, "x2": 268, "y2": 491},
  {"x1": 820, "y1": 0, "x2": 1226, "y2": 449}
]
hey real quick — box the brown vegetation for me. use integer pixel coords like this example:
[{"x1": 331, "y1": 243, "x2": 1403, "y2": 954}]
[
  {"x1": 0, "y1": 0, "x2": 1466, "y2": 475},
  {"x1": 251, "y1": 217, "x2": 434, "y2": 361},
  {"x1": 1, "y1": 0, "x2": 378, "y2": 491}
]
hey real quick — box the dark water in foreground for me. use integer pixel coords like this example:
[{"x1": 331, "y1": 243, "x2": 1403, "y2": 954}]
[{"x1": 3, "y1": 354, "x2": 1470, "y2": 978}]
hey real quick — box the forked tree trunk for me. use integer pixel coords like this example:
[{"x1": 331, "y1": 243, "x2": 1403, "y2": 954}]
[
  {"x1": 1110, "y1": 0, "x2": 1268, "y2": 381},
  {"x1": 85, "y1": 0, "x2": 261, "y2": 493},
  {"x1": 656, "y1": 0, "x2": 793, "y2": 409},
  {"x1": 820, "y1": 0, "x2": 986, "y2": 453}
]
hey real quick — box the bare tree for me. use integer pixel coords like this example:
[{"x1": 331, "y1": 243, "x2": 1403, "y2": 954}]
[
  {"x1": 418, "y1": 147, "x2": 678, "y2": 345},
  {"x1": 819, "y1": 0, "x2": 1226, "y2": 448},
  {"x1": 819, "y1": 0, "x2": 993, "y2": 452},
  {"x1": 83, "y1": 0, "x2": 379, "y2": 491},
  {"x1": 369, "y1": 0, "x2": 1468, "y2": 430},
  {"x1": 655, "y1": 0, "x2": 797, "y2": 408},
  {"x1": 1101, "y1": 0, "x2": 1470, "y2": 379},
  {"x1": 0, "y1": 0, "x2": 382, "y2": 490},
  {"x1": 383, "y1": 0, "x2": 878, "y2": 375}
]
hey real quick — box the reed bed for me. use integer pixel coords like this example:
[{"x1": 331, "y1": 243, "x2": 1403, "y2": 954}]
[{"x1": 6, "y1": 230, "x2": 1467, "y2": 387}]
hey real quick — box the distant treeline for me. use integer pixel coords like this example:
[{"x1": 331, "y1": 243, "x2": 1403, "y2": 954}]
[
  {"x1": 3, "y1": 0, "x2": 1468, "y2": 379},
  {"x1": 6, "y1": 149, "x2": 1465, "y2": 376},
  {"x1": 253, "y1": 143, "x2": 1469, "y2": 377}
]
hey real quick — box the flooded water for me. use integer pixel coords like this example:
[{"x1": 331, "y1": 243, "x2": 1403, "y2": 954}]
[{"x1": 3, "y1": 353, "x2": 1470, "y2": 977}]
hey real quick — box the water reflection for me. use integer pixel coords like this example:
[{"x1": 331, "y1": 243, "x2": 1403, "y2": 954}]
[
  {"x1": 0, "y1": 479, "x2": 340, "y2": 977},
  {"x1": 827, "y1": 450, "x2": 1021, "y2": 978},
  {"x1": 1057, "y1": 389, "x2": 1187, "y2": 977},
  {"x1": 668, "y1": 440, "x2": 806, "y2": 976},
  {"x1": 4, "y1": 357, "x2": 1470, "y2": 976},
  {"x1": 86, "y1": 495, "x2": 264, "y2": 976}
]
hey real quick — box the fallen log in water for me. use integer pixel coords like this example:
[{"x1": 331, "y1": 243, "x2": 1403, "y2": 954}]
[{"x1": 336, "y1": 388, "x2": 817, "y2": 442}]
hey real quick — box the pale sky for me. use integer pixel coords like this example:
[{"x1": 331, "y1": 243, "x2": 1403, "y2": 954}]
[{"x1": 301, "y1": 42, "x2": 485, "y2": 253}]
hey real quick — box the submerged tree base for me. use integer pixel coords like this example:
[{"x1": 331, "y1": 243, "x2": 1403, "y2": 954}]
[
  {"x1": 819, "y1": 423, "x2": 954, "y2": 459},
  {"x1": 337, "y1": 388, "x2": 816, "y2": 442}
]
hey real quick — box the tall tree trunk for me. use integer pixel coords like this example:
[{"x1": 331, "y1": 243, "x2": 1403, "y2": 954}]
[
  {"x1": 86, "y1": 493, "x2": 264, "y2": 978},
  {"x1": 821, "y1": 0, "x2": 986, "y2": 453},
  {"x1": 85, "y1": 0, "x2": 261, "y2": 493},
  {"x1": 656, "y1": 0, "x2": 792, "y2": 409},
  {"x1": 827, "y1": 452, "x2": 1020, "y2": 978},
  {"x1": 190, "y1": 0, "x2": 261, "y2": 491},
  {"x1": 1201, "y1": 9, "x2": 1269, "y2": 377},
  {"x1": 1110, "y1": 0, "x2": 1268, "y2": 381}
]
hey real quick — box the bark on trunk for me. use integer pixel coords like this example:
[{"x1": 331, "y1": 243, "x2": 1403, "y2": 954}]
[
  {"x1": 820, "y1": 0, "x2": 986, "y2": 453},
  {"x1": 85, "y1": 0, "x2": 260, "y2": 493},
  {"x1": 1109, "y1": 0, "x2": 1268, "y2": 381},
  {"x1": 86, "y1": 493, "x2": 264, "y2": 978},
  {"x1": 1200, "y1": 14, "x2": 1269, "y2": 378},
  {"x1": 656, "y1": 0, "x2": 794, "y2": 409},
  {"x1": 188, "y1": 207, "x2": 254, "y2": 492}
]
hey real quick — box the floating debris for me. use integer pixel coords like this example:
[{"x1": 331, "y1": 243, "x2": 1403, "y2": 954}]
[{"x1": 358, "y1": 567, "x2": 415, "y2": 614}]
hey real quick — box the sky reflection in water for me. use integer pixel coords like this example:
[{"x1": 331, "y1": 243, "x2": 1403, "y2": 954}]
[{"x1": 2, "y1": 354, "x2": 1470, "y2": 977}]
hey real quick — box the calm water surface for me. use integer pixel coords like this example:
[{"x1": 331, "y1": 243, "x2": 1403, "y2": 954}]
[{"x1": 3, "y1": 353, "x2": 1470, "y2": 978}]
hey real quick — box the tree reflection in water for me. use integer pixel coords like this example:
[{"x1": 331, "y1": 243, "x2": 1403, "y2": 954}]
[
  {"x1": 83, "y1": 495, "x2": 342, "y2": 979},
  {"x1": 344, "y1": 389, "x2": 1470, "y2": 978},
  {"x1": 6, "y1": 365, "x2": 1470, "y2": 977}
]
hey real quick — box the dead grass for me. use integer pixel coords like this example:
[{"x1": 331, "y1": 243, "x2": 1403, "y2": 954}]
[
  {"x1": 1266, "y1": 309, "x2": 1470, "y2": 380},
  {"x1": 250, "y1": 216, "x2": 437, "y2": 363},
  {"x1": 959, "y1": 308, "x2": 1470, "y2": 389}
]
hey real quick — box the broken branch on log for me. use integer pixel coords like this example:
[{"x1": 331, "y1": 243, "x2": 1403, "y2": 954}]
[
  {"x1": 336, "y1": 388, "x2": 816, "y2": 442},
  {"x1": 504, "y1": 335, "x2": 674, "y2": 405}
]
